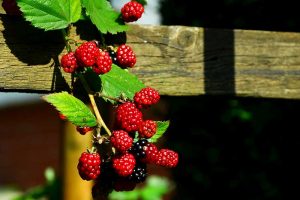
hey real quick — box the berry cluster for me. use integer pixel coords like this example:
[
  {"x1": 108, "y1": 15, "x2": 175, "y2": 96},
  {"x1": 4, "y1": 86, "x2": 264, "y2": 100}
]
[
  {"x1": 60, "y1": 0, "x2": 143, "y2": 74},
  {"x1": 77, "y1": 87, "x2": 179, "y2": 192},
  {"x1": 60, "y1": 42, "x2": 137, "y2": 74},
  {"x1": 58, "y1": 0, "x2": 178, "y2": 194},
  {"x1": 60, "y1": 41, "x2": 112, "y2": 75},
  {"x1": 6, "y1": 0, "x2": 178, "y2": 196}
]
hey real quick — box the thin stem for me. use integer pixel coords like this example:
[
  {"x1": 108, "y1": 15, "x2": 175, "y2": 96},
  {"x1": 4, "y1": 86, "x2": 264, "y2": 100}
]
[
  {"x1": 61, "y1": 28, "x2": 72, "y2": 53},
  {"x1": 94, "y1": 92, "x2": 126, "y2": 103},
  {"x1": 66, "y1": 38, "x2": 78, "y2": 46},
  {"x1": 99, "y1": 32, "x2": 106, "y2": 48},
  {"x1": 78, "y1": 74, "x2": 112, "y2": 136}
]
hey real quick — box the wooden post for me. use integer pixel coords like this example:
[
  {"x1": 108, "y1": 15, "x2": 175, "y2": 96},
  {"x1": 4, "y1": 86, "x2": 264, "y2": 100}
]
[{"x1": 62, "y1": 121, "x2": 93, "y2": 200}]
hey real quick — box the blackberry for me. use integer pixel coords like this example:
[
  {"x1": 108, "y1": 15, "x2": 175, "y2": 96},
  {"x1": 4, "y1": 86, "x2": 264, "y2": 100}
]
[
  {"x1": 116, "y1": 44, "x2": 136, "y2": 68},
  {"x1": 75, "y1": 41, "x2": 100, "y2": 67},
  {"x1": 141, "y1": 143, "x2": 159, "y2": 164},
  {"x1": 116, "y1": 102, "x2": 143, "y2": 132},
  {"x1": 134, "y1": 87, "x2": 160, "y2": 109},
  {"x1": 93, "y1": 51, "x2": 112, "y2": 74},
  {"x1": 77, "y1": 152, "x2": 101, "y2": 180},
  {"x1": 121, "y1": 1, "x2": 144, "y2": 23},
  {"x1": 112, "y1": 153, "x2": 136, "y2": 177},
  {"x1": 156, "y1": 149, "x2": 179, "y2": 168},
  {"x1": 138, "y1": 120, "x2": 157, "y2": 138},
  {"x1": 60, "y1": 52, "x2": 78, "y2": 73},
  {"x1": 108, "y1": 49, "x2": 118, "y2": 64},
  {"x1": 111, "y1": 130, "x2": 133, "y2": 152},
  {"x1": 130, "y1": 139, "x2": 148, "y2": 159},
  {"x1": 128, "y1": 162, "x2": 147, "y2": 183}
]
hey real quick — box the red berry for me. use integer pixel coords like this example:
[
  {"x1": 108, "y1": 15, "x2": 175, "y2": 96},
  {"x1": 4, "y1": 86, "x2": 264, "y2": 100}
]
[
  {"x1": 111, "y1": 130, "x2": 133, "y2": 152},
  {"x1": 2, "y1": 0, "x2": 22, "y2": 16},
  {"x1": 141, "y1": 143, "x2": 159, "y2": 164},
  {"x1": 77, "y1": 152, "x2": 101, "y2": 180},
  {"x1": 116, "y1": 44, "x2": 136, "y2": 68},
  {"x1": 75, "y1": 41, "x2": 100, "y2": 67},
  {"x1": 121, "y1": 1, "x2": 144, "y2": 23},
  {"x1": 92, "y1": 51, "x2": 112, "y2": 74},
  {"x1": 113, "y1": 153, "x2": 136, "y2": 177},
  {"x1": 61, "y1": 52, "x2": 78, "y2": 73},
  {"x1": 76, "y1": 126, "x2": 94, "y2": 135},
  {"x1": 138, "y1": 120, "x2": 157, "y2": 138},
  {"x1": 134, "y1": 87, "x2": 160, "y2": 109},
  {"x1": 116, "y1": 102, "x2": 143, "y2": 132},
  {"x1": 155, "y1": 149, "x2": 179, "y2": 168}
]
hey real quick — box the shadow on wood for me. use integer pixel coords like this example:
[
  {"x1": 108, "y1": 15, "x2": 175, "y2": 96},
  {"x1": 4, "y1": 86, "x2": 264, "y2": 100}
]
[
  {"x1": 204, "y1": 28, "x2": 235, "y2": 95},
  {"x1": 1, "y1": 15, "x2": 64, "y2": 65},
  {"x1": 0, "y1": 14, "x2": 70, "y2": 92}
]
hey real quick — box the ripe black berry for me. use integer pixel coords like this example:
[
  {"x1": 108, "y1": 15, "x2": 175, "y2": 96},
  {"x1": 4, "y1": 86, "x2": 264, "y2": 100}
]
[
  {"x1": 130, "y1": 139, "x2": 149, "y2": 159},
  {"x1": 128, "y1": 162, "x2": 147, "y2": 183},
  {"x1": 108, "y1": 49, "x2": 118, "y2": 64}
]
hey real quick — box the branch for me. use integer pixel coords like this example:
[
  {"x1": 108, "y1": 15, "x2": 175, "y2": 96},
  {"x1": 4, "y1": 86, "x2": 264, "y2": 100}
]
[{"x1": 78, "y1": 73, "x2": 112, "y2": 136}]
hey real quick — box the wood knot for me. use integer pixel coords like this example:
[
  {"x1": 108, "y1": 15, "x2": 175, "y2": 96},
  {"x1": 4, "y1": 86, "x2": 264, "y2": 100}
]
[{"x1": 177, "y1": 30, "x2": 195, "y2": 48}]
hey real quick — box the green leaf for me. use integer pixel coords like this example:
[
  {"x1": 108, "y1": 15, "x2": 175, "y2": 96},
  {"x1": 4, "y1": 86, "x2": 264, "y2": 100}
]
[
  {"x1": 149, "y1": 121, "x2": 170, "y2": 143},
  {"x1": 17, "y1": 0, "x2": 81, "y2": 31},
  {"x1": 135, "y1": 0, "x2": 148, "y2": 6},
  {"x1": 81, "y1": 0, "x2": 88, "y2": 6},
  {"x1": 100, "y1": 64, "x2": 145, "y2": 103},
  {"x1": 82, "y1": 0, "x2": 128, "y2": 34},
  {"x1": 43, "y1": 92, "x2": 97, "y2": 127}
]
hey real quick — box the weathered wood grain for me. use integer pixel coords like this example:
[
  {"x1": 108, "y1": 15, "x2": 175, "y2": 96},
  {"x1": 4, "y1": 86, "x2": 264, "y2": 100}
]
[{"x1": 1, "y1": 15, "x2": 300, "y2": 99}]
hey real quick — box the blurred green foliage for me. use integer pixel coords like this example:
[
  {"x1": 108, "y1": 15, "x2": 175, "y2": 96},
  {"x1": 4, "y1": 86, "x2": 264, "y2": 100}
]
[
  {"x1": 13, "y1": 168, "x2": 61, "y2": 200},
  {"x1": 109, "y1": 176, "x2": 173, "y2": 200}
]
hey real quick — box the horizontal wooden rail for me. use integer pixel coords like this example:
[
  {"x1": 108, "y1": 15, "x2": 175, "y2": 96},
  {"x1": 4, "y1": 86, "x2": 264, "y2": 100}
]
[{"x1": 1, "y1": 15, "x2": 300, "y2": 99}]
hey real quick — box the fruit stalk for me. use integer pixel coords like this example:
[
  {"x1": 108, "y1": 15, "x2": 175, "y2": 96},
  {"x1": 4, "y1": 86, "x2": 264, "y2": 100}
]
[{"x1": 78, "y1": 73, "x2": 112, "y2": 136}]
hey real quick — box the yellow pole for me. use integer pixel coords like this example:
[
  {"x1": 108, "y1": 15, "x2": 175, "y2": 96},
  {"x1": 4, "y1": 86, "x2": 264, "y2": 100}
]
[{"x1": 62, "y1": 121, "x2": 93, "y2": 200}]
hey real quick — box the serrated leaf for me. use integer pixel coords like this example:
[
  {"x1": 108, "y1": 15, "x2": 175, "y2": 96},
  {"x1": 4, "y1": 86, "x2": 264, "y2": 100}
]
[
  {"x1": 149, "y1": 121, "x2": 170, "y2": 143},
  {"x1": 100, "y1": 64, "x2": 145, "y2": 103},
  {"x1": 82, "y1": 0, "x2": 128, "y2": 34},
  {"x1": 43, "y1": 92, "x2": 97, "y2": 127},
  {"x1": 17, "y1": 0, "x2": 81, "y2": 31}
]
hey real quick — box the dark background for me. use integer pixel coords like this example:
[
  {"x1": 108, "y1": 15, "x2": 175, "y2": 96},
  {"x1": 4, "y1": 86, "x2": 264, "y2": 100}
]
[{"x1": 159, "y1": 0, "x2": 300, "y2": 199}]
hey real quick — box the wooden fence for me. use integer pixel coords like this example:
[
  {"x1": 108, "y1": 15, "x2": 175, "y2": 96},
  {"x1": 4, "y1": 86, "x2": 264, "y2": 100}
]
[{"x1": 1, "y1": 7, "x2": 300, "y2": 199}]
